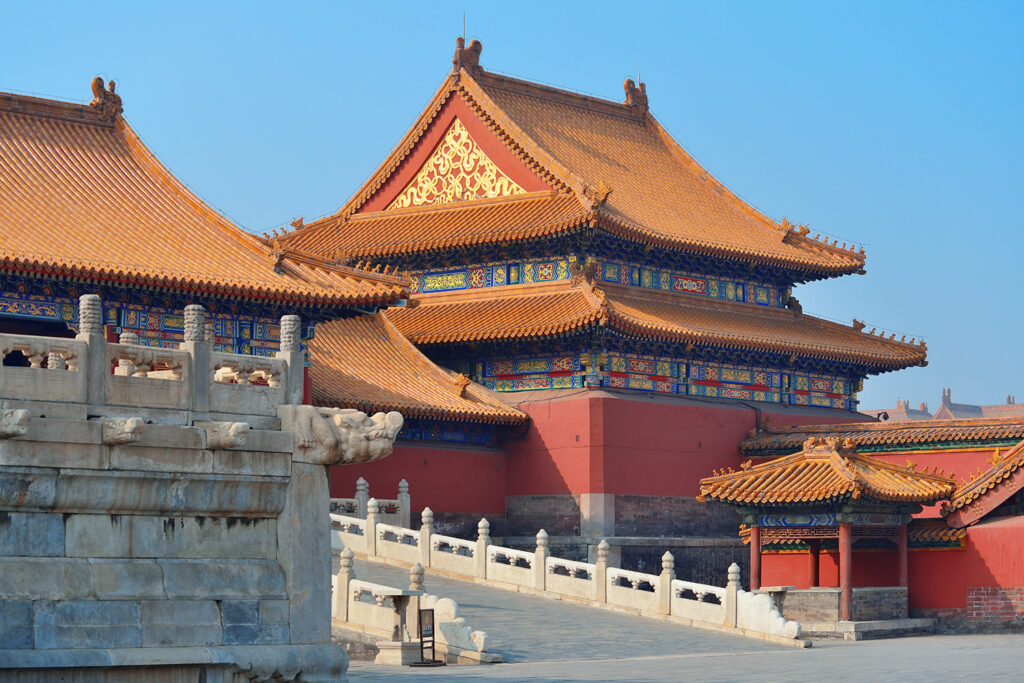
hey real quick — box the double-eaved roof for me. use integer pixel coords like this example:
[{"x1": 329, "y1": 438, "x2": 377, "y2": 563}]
[
  {"x1": 282, "y1": 39, "x2": 865, "y2": 279},
  {"x1": 0, "y1": 85, "x2": 406, "y2": 309}
]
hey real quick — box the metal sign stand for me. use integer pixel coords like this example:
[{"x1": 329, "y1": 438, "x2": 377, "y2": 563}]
[{"x1": 409, "y1": 608, "x2": 446, "y2": 667}]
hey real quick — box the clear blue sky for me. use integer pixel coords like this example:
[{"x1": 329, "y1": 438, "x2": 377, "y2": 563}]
[{"x1": 3, "y1": 1, "x2": 1021, "y2": 411}]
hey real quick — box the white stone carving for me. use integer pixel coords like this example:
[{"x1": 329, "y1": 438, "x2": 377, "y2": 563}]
[
  {"x1": 279, "y1": 405, "x2": 403, "y2": 466},
  {"x1": 101, "y1": 417, "x2": 145, "y2": 446},
  {"x1": 202, "y1": 421, "x2": 251, "y2": 450},
  {"x1": 184, "y1": 304, "x2": 206, "y2": 342},
  {"x1": 419, "y1": 594, "x2": 489, "y2": 653},
  {"x1": 736, "y1": 590, "x2": 801, "y2": 639},
  {"x1": 0, "y1": 409, "x2": 30, "y2": 439},
  {"x1": 78, "y1": 294, "x2": 103, "y2": 335},
  {"x1": 280, "y1": 315, "x2": 301, "y2": 352}
]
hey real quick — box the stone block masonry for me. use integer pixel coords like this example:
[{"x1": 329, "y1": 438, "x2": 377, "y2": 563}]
[{"x1": 0, "y1": 298, "x2": 404, "y2": 681}]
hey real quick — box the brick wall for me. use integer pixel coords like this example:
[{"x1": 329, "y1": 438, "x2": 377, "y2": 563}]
[
  {"x1": 505, "y1": 495, "x2": 581, "y2": 535},
  {"x1": 966, "y1": 587, "x2": 1024, "y2": 623},
  {"x1": 622, "y1": 544, "x2": 748, "y2": 587},
  {"x1": 614, "y1": 495, "x2": 740, "y2": 537}
]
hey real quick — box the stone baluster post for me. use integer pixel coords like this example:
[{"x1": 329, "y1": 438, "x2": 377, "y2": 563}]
[
  {"x1": 475, "y1": 518, "x2": 491, "y2": 579},
  {"x1": 76, "y1": 294, "x2": 107, "y2": 407},
  {"x1": 46, "y1": 350, "x2": 66, "y2": 371},
  {"x1": 594, "y1": 539, "x2": 609, "y2": 603},
  {"x1": 275, "y1": 314, "x2": 304, "y2": 406},
  {"x1": 115, "y1": 331, "x2": 139, "y2": 376},
  {"x1": 410, "y1": 562, "x2": 425, "y2": 592},
  {"x1": 333, "y1": 547, "x2": 355, "y2": 623},
  {"x1": 534, "y1": 529, "x2": 549, "y2": 591},
  {"x1": 204, "y1": 321, "x2": 215, "y2": 345},
  {"x1": 420, "y1": 507, "x2": 434, "y2": 568},
  {"x1": 397, "y1": 479, "x2": 411, "y2": 529},
  {"x1": 180, "y1": 304, "x2": 208, "y2": 415},
  {"x1": 725, "y1": 562, "x2": 740, "y2": 628},
  {"x1": 365, "y1": 497, "x2": 380, "y2": 557},
  {"x1": 355, "y1": 477, "x2": 370, "y2": 519},
  {"x1": 658, "y1": 551, "x2": 675, "y2": 615}
]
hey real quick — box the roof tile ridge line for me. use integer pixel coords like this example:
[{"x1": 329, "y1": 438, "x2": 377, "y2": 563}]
[
  {"x1": 346, "y1": 189, "x2": 563, "y2": 220},
  {"x1": 112, "y1": 118, "x2": 267, "y2": 261},
  {"x1": 295, "y1": 75, "x2": 459, "y2": 230},
  {"x1": 0, "y1": 91, "x2": 109, "y2": 126},
  {"x1": 474, "y1": 69, "x2": 637, "y2": 117},
  {"x1": 459, "y1": 70, "x2": 593, "y2": 209},
  {"x1": 644, "y1": 116, "x2": 866, "y2": 268},
  {"x1": 280, "y1": 247, "x2": 411, "y2": 288},
  {"x1": 376, "y1": 310, "x2": 526, "y2": 419},
  {"x1": 592, "y1": 207, "x2": 858, "y2": 275}
]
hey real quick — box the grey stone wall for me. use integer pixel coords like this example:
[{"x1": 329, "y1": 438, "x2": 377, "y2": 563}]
[
  {"x1": 505, "y1": 495, "x2": 581, "y2": 536},
  {"x1": 0, "y1": 412, "x2": 346, "y2": 681},
  {"x1": 778, "y1": 587, "x2": 908, "y2": 622},
  {"x1": 614, "y1": 495, "x2": 742, "y2": 537}
]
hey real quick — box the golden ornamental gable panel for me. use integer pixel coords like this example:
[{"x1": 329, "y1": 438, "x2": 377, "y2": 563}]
[{"x1": 388, "y1": 118, "x2": 525, "y2": 209}]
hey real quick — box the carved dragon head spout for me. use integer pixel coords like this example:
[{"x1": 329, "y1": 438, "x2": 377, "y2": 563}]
[{"x1": 278, "y1": 405, "x2": 403, "y2": 466}]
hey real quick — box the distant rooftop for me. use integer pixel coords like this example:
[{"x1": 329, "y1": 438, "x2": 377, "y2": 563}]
[{"x1": 864, "y1": 388, "x2": 1023, "y2": 423}]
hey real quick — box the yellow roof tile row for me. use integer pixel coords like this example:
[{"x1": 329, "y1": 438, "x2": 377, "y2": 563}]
[
  {"x1": 699, "y1": 437, "x2": 956, "y2": 506},
  {"x1": 309, "y1": 312, "x2": 526, "y2": 425},
  {"x1": 0, "y1": 90, "x2": 405, "y2": 307},
  {"x1": 387, "y1": 279, "x2": 925, "y2": 370},
  {"x1": 742, "y1": 417, "x2": 1024, "y2": 454}
]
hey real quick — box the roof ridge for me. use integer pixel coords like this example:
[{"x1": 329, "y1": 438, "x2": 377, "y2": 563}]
[
  {"x1": 473, "y1": 70, "x2": 637, "y2": 120},
  {"x1": 347, "y1": 189, "x2": 562, "y2": 221},
  {"x1": 0, "y1": 90, "x2": 107, "y2": 125}
]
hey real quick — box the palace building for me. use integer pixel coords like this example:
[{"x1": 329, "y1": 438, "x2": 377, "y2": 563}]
[
  {"x1": 0, "y1": 78, "x2": 520, "y2": 438},
  {"x1": 281, "y1": 38, "x2": 924, "y2": 565}
]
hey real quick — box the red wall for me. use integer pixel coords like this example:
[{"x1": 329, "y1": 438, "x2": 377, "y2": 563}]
[
  {"x1": 329, "y1": 442, "x2": 506, "y2": 515},
  {"x1": 760, "y1": 517, "x2": 1024, "y2": 613},
  {"x1": 504, "y1": 393, "x2": 869, "y2": 498}
]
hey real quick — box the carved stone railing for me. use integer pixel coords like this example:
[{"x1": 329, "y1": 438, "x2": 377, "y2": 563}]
[
  {"x1": 0, "y1": 334, "x2": 87, "y2": 403},
  {"x1": 332, "y1": 550, "x2": 500, "y2": 664},
  {"x1": 0, "y1": 295, "x2": 305, "y2": 424},
  {"x1": 330, "y1": 507, "x2": 803, "y2": 642},
  {"x1": 331, "y1": 477, "x2": 411, "y2": 528}
]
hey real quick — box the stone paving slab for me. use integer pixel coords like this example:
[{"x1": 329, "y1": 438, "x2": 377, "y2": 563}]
[
  {"x1": 349, "y1": 634, "x2": 1024, "y2": 682},
  {"x1": 342, "y1": 559, "x2": 1024, "y2": 682},
  {"x1": 340, "y1": 560, "x2": 780, "y2": 664}
]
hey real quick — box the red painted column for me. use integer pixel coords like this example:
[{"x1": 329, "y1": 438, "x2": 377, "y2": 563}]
[
  {"x1": 749, "y1": 526, "x2": 761, "y2": 591},
  {"x1": 807, "y1": 539, "x2": 820, "y2": 588},
  {"x1": 839, "y1": 522, "x2": 853, "y2": 621},
  {"x1": 898, "y1": 523, "x2": 909, "y2": 588}
]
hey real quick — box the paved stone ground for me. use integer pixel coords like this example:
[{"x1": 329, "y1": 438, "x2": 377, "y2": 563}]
[{"x1": 341, "y1": 560, "x2": 1024, "y2": 682}]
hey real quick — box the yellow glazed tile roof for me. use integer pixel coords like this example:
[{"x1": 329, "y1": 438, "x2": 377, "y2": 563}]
[
  {"x1": 387, "y1": 279, "x2": 925, "y2": 370},
  {"x1": 699, "y1": 437, "x2": 956, "y2": 506},
  {"x1": 284, "y1": 42, "x2": 865, "y2": 276},
  {"x1": 945, "y1": 439, "x2": 1024, "y2": 513},
  {"x1": 309, "y1": 312, "x2": 526, "y2": 425},
  {"x1": 0, "y1": 88, "x2": 406, "y2": 307},
  {"x1": 742, "y1": 417, "x2": 1024, "y2": 454}
]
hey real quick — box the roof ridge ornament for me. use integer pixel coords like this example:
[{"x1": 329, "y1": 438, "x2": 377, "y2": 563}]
[
  {"x1": 582, "y1": 180, "x2": 612, "y2": 210},
  {"x1": 452, "y1": 37, "x2": 483, "y2": 76},
  {"x1": 89, "y1": 77, "x2": 123, "y2": 122},
  {"x1": 623, "y1": 78, "x2": 648, "y2": 119}
]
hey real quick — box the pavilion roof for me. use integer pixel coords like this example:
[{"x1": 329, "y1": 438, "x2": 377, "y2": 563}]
[
  {"x1": 698, "y1": 437, "x2": 956, "y2": 507},
  {"x1": 944, "y1": 438, "x2": 1024, "y2": 515},
  {"x1": 282, "y1": 40, "x2": 865, "y2": 278},
  {"x1": 0, "y1": 86, "x2": 407, "y2": 309},
  {"x1": 309, "y1": 312, "x2": 527, "y2": 425},
  {"x1": 386, "y1": 279, "x2": 926, "y2": 371},
  {"x1": 742, "y1": 417, "x2": 1024, "y2": 455}
]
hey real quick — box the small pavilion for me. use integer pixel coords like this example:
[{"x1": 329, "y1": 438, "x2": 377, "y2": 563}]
[{"x1": 699, "y1": 437, "x2": 955, "y2": 621}]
